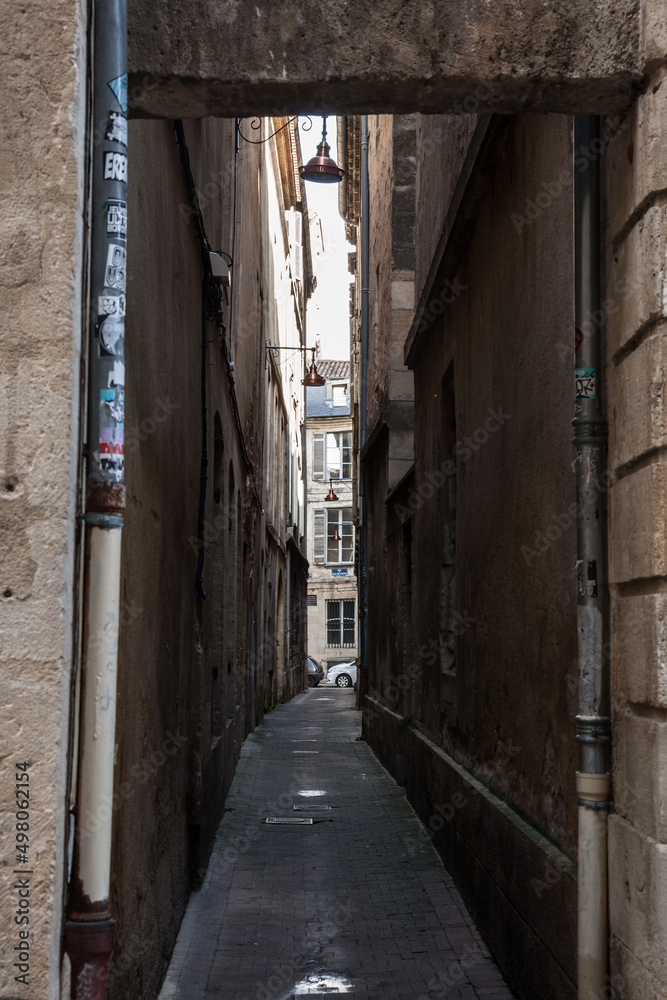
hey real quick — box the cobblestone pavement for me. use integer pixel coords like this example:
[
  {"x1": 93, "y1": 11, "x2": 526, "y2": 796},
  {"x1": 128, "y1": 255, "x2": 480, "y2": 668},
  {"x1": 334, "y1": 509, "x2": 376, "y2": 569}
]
[{"x1": 158, "y1": 688, "x2": 514, "y2": 1000}]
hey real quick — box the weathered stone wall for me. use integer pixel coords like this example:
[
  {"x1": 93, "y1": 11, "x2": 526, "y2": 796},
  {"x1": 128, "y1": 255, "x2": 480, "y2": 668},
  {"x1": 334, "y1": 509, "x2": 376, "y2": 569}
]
[
  {"x1": 108, "y1": 117, "x2": 258, "y2": 999},
  {"x1": 414, "y1": 114, "x2": 478, "y2": 310},
  {"x1": 367, "y1": 117, "x2": 394, "y2": 432},
  {"x1": 126, "y1": 0, "x2": 642, "y2": 119},
  {"x1": 0, "y1": 2, "x2": 87, "y2": 997},
  {"x1": 605, "y1": 28, "x2": 667, "y2": 995},
  {"x1": 365, "y1": 112, "x2": 580, "y2": 1000},
  {"x1": 105, "y1": 117, "x2": 308, "y2": 999}
]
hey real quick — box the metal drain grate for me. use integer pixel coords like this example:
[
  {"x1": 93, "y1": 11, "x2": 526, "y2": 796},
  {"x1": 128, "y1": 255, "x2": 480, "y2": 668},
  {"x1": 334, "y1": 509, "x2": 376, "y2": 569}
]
[
  {"x1": 294, "y1": 804, "x2": 331, "y2": 812},
  {"x1": 263, "y1": 817, "x2": 314, "y2": 825},
  {"x1": 292, "y1": 750, "x2": 320, "y2": 754}
]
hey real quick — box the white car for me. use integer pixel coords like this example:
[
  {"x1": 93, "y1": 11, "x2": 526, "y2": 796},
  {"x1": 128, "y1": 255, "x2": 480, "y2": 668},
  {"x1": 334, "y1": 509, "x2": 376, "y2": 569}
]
[{"x1": 325, "y1": 661, "x2": 357, "y2": 688}]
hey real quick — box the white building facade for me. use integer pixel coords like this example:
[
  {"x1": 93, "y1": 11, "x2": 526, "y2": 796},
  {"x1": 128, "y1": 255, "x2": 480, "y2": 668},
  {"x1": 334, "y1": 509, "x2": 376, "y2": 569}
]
[{"x1": 305, "y1": 361, "x2": 358, "y2": 672}]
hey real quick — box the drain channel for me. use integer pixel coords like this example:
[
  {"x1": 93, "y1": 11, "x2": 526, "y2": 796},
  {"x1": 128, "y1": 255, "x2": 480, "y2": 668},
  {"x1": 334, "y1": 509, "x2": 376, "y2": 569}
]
[
  {"x1": 263, "y1": 817, "x2": 314, "y2": 825},
  {"x1": 293, "y1": 804, "x2": 331, "y2": 812}
]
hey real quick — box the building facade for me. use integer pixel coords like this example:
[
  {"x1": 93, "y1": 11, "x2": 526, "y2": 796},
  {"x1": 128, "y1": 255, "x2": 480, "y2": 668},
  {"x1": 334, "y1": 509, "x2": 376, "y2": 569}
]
[
  {"x1": 341, "y1": 103, "x2": 667, "y2": 1000},
  {"x1": 305, "y1": 361, "x2": 358, "y2": 672},
  {"x1": 0, "y1": 108, "x2": 312, "y2": 999}
]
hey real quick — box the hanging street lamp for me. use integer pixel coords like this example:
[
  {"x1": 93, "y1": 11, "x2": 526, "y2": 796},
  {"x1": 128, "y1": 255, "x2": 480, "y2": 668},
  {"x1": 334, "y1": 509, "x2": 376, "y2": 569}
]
[
  {"x1": 325, "y1": 480, "x2": 339, "y2": 502},
  {"x1": 265, "y1": 343, "x2": 326, "y2": 387},
  {"x1": 299, "y1": 117, "x2": 345, "y2": 184}
]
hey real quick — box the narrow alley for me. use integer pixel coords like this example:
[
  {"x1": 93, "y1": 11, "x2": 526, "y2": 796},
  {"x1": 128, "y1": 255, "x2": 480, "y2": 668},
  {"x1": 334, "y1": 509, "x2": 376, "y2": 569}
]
[
  {"x1": 6, "y1": 3, "x2": 667, "y2": 999},
  {"x1": 158, "y1": 689, "x2": 513, "y2": 1000}
]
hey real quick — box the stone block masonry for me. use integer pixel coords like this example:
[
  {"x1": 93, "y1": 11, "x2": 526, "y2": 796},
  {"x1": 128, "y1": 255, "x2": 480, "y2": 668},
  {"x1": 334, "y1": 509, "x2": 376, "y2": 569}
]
[
  {"x1": 126, "y1": 0, "x2": 642, "y2": 118},
  {"x1": 0, "y1": 2, "x2": 87, "y2": 997},
  {"x1": 605, "y1": 57, "x2": 667, "y2": 999}
]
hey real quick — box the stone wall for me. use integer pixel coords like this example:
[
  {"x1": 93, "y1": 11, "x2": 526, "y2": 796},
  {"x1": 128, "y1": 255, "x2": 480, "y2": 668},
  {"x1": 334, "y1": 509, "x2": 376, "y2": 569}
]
[
  {"x1": 0, "y1": 3, "x2": 87, "y2": 996},
  {"x1": 605, "y1": 42, "x2": 667, "y2": 998},
  {"x1": 126, "y1": 0, "x2": 642, "y2": 118},
  {"x1": 103, "y1": 117, "x2": 310, "y2": 999},
  {"x1": 365, "y1": 112, "x2": 580, "y2": 1000}
]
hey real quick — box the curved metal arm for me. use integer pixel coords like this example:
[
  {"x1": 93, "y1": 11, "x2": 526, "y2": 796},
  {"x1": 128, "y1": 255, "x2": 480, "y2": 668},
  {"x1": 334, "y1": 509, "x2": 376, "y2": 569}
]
[{"x1": 237, "y1": 116, "x2": 313, "y2": 145}]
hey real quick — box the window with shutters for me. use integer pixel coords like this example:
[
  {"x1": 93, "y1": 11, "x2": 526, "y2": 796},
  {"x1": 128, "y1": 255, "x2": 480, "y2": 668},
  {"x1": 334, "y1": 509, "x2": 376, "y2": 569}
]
[
  {"x1": 286, "y1": 208, "x2": 303, "y2": 283},
  {"x1": 326, "y1": 508, "x2": 354, "y2": 564},
  {"x1": 313, "y1": 508, "x2": 326, "y2": 563},
  {"x1": 326, "y1": 599, "x2": 356, "y2": 647},
  {"x1": 312, "y1": 430, "x2": 352, "y2": 480}
]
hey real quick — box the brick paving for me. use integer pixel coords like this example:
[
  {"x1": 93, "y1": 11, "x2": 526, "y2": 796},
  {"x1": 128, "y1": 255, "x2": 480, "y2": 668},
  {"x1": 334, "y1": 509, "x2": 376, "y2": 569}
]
[{"x1": 158, "y1": 688, "x2": 514, "y2": 1000}]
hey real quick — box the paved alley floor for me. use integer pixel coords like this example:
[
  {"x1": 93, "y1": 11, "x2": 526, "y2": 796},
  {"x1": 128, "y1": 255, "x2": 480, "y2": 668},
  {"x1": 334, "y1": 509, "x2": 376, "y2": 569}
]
[{"x1": 158, "y1": 688, "x2": 514, "y2": 1000}]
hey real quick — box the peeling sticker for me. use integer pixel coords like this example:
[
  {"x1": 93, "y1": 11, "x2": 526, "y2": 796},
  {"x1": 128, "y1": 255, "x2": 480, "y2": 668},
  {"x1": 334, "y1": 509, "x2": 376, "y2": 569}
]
[
  {"x1": 101, "y1": 385, "x2": 124, "y2": 423},
  {"x1": 108, "y1": 360, "x2": 125, "y2": 388},
  {"x1": 105, "y1": 111, "x2": 127, "y2": 147},
  {"x1": 575, "y1": 326, "x2": 584, "y2": 352},
  {"x1": 575, "y1": 368, "x2": 596, "y2": 399},
  {"x1": 107, "y1": 73, "x2": 128, "y2": 113},
  {"x1": 105, "y1": 199, "x2": 127, "y2": 241},
  {"x1": 103, "y1": 151, "x2": 128, "y2": 183},
  {"x1": 104, "y1": 244, "x2": 126, "y2": 291},
  {"x1": 98, "y1": 294, "x2": 125, "y2": 317},
  {"x1": 98, "y1": 314, "x2": 124, "y2": 357},
  {"x1": 99, "y1": 425, "x2": 124, "y2": 477}
]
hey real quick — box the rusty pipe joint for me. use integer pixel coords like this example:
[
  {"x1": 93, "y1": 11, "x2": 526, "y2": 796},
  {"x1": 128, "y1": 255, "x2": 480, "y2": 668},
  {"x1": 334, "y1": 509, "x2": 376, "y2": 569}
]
[{"x1": 65, "y1": 918, "x2": 115, "y2": 1000}]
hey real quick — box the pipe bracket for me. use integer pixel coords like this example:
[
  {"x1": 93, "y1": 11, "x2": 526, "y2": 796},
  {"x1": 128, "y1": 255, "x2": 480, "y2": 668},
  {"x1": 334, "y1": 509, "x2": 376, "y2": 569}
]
[{"x1": 83, "y1": 512, "x2": 124, "y2": 528}]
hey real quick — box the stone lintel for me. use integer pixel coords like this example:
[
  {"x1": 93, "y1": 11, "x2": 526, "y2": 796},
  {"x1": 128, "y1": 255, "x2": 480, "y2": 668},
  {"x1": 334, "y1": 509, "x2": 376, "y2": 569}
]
[{"x1": 127, "y1": 0, "x2": 642, "y2": 119}]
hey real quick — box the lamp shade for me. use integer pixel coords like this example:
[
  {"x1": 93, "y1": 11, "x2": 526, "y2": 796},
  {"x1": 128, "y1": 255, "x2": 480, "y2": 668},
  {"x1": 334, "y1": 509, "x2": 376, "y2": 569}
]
[
  {"x1": 301, "y1": 362, "x2": 326, "y2": 387},
  {"x1": 299, "y1": 139, "x2": 345, "y2": 184}
]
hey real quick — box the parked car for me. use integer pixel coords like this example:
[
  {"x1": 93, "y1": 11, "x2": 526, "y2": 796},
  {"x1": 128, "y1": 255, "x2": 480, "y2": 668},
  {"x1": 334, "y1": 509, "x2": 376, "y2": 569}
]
[
  {"x1": 307, "y1": 656, "x2": 324, "y2": 687},
  {"x1": 325, "y1": 661, "x2": 357, "y2": 688}
]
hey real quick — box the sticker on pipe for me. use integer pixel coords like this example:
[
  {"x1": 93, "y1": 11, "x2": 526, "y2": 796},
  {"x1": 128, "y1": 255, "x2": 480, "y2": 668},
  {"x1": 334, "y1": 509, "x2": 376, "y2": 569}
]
[
  {"x1": 575, "y1": 368, "x2": 596, "y2": 400},
  {"x1": 104, "y1": 244, "x2": 126, "y2": 291},
  {"x1": 103, "y1": 151, "x2": 128, "y2": 183},
  {"x1": 108, "y1": 360, "x2": 125, "y2": 389},
  {"x1": 100, "y1": 386, "x2": 124, "y2": 424},
  {"x1": 99, "y1": 425, "x2": 124, "y2": 477},
  {"x1": 107, "y1": 73, "x2": 128, "y2": 113},
  {"x1": 98, "y1": 294, "x2": 125, "y2": 318},
  {"x1": 105, "y1": 112, "x2": 127, "y2": 148},
  {"x1": 105, "y1": 199, "x2": 127, "y2": 241},
  {"x1": 98, "y1": 314, "x2": 124, "y2": 357}
]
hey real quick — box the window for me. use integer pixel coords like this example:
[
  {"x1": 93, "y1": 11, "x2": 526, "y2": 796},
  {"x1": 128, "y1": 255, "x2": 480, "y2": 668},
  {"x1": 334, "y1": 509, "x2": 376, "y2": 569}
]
[
  {"x1": 326, "y1": 599, "x2": 356, "y2": 647},
  {"x1": 313, "y1": 508, "x2": 354, "y2": 564},
  {"x1": 307, "y1": 594, "x2": 317, "y2": 607},
  {"x1": 332, "y1": 383, "x2": 348, "y2": 407},
  {"x1": 312, "y1": 430, "x2": 352, "y2": 480}
]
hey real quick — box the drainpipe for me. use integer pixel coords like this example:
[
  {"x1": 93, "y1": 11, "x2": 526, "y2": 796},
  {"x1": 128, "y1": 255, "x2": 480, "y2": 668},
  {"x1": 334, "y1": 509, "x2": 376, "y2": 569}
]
[
  {"x1": 572, "y1": 114, "x2": 610, "y2": 1000},
  {"x1": 358, "y1": 116, "x2": 369, "y2": 697},
  {"x1": 65, "y1": 0, "x2": 126, "y2": 995}
]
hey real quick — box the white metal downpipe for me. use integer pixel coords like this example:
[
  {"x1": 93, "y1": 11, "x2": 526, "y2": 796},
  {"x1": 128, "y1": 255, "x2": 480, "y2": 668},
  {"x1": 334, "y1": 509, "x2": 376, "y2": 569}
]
[{"x1": 65, "y1": 0, "x2": 126, "y2": 995}]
